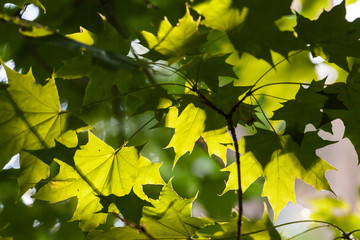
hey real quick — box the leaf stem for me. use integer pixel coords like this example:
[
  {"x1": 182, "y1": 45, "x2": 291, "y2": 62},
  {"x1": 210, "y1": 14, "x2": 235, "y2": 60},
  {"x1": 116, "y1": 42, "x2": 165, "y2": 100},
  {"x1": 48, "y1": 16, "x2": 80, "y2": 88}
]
[{"x1": 117, "y1": 116, "x2": 156, "y2": 151}]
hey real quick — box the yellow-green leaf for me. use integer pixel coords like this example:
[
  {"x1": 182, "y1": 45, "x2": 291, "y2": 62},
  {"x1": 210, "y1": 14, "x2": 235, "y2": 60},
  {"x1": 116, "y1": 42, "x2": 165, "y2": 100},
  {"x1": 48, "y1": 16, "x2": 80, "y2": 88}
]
[
  {"x1": 141, "y1": 7, "x2": 205, "y2": 64},
  {"x1": 165, "y1": 104, "x2": 206, "y2": 167},
  {"x1": 0, "y1": 61, "x2": 81, "y2": 168},
  {"x1": 193, "y1": 0, "x2": 248, "y2": 31},
  {"x1": 17, "y1": 151, "x2": 49, "y2": 198},
  {"x1": 35, "y1": 131, "x2": 164, "y2": 230},
  {"x1": 141, "y1": 180, "x2": 212, "y2": 239},
  {"x1": 221, "y1": 152, "x2": 263, "y2": 194},
  {"x1": 202, "y1": 127, "x2": 233, "y2": 165}
]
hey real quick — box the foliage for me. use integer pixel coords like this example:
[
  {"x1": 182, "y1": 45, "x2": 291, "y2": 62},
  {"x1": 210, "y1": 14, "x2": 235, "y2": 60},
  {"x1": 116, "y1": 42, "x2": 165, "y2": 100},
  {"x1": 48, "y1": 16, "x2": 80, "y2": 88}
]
[{"x1": 1, "y1": 0, "x2": 360, "y2": 239}]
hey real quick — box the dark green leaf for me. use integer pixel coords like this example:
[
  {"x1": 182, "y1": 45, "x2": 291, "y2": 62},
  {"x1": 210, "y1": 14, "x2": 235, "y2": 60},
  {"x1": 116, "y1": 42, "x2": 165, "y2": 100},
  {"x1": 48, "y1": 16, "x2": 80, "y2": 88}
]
[{"x1": 295, "y1": 2, "x2": 360, "y2": 71}]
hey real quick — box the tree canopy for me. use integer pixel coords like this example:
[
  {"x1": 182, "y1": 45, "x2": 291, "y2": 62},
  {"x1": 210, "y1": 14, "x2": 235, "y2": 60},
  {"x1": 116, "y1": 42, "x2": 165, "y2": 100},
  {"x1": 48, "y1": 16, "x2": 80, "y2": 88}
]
[{"x1": 1, "y1": 0, "x2": 360, "y2": 239}]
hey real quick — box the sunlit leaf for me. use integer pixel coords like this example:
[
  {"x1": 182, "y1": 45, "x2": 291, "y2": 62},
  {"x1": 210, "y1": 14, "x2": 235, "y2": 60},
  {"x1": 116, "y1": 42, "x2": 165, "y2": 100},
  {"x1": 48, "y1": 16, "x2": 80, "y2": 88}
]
[
  {"x1": 192, "y1": 0, "x2": 248, "y2": 31},
  {"x1": 17, "y1": 151, "x2": 49, "y2": 198},
  {"x1": 35, "y1": 131, "x2": 164, "y2": 230},
  {"x1": 221, "y1": 153, "x2": 263, "y2": 194},
  {"x1": 141, "y1": 7, "x2": 206, "y2": 64},
  {"x1": 165, "y1": 103, "x2": 206, "y2": 166},
  {"x1": 202, "y1": 127, "x2": 233, "y2": 165},
  {"x1": 0, "y1": 60, "x2": 83, "y2": 169},
  {"x1": 141, "y1": 180, "x2": 212, "y2": 239}
]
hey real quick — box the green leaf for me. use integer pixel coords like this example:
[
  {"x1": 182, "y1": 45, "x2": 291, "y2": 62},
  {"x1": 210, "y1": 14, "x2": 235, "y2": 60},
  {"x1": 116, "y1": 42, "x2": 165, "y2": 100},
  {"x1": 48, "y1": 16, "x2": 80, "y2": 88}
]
[
  {"x1": 98, "y1": 190, "x2": 152, "y2": 225},
  {"x1": 165, "y1": 104, "x2": 206, "y2": 167},
  {"x1": 295, "y1": 2, "x2": 360, "y2": 71},
  {"x1": 17, "y1": 151, "x2": 49, "y2": 198},
  {"x1": 141, "y1": 180, "x2": 212, "y2": 239},
  {"x1": 192, "y1": 0, "x2": 248, "y2": 31},
  {"x1": 181, "y1": 55, "x2": 237, "y2": 91},
  {"x1": 261, "y1": 135, "x2": 334, "y2": 218},
  {"x1": 0, "y1": 61, "x2": 83, "y2": 169},
  {"x1": 229, "y1": 0, "x2": 302, "y2": 65},
  {"x1": 226, "y1": 130, "x2": 334, "y2": 218},
  {"x1": 272, "y1": 80, "x2": 328, "y2": 144},
  {"x1": 221, "y1": 153, "x2": 263, "y2": 194},
  {"x1": 65, "y1": 16, "x2": 131, "y2": 55},
  {"x1": 35, "y1": 131, "x2": 164, "y2": 230},
  {"x1": 89, "y1": 181, "x2": 211, "y2": 239},
  {"x1": 202, "y1": 127, "x2": 233, "y2": 165},
  {"x1": 141, "y1": 7, "x2": 206, "y2": 64},
  {"x1": 320, "y1": 64, "x2": 360, "y2": 162},
  {"x1": 55, "y1": 53, "x2": 133, "y2": 105}
]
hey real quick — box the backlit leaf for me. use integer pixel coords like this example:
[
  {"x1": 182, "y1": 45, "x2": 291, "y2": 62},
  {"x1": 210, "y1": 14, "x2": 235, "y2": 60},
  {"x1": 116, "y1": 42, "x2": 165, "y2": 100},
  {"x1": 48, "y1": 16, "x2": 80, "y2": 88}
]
[
  {"x1": 165, "y1": 103, "x2": 206, "y2": 166},
  {"x1": 192, "y1": 0, "x2": 248, "y2": 31},
  {"x1": 0, "y1": 61, "x2": 83, "y2": 169},
  {"x1": 141, "y1": 7, "x2": 206, "y2": 64},
  {"x1": 17, "y1": 151, "x2": 49, "y2": 198},
  {"x1": 202, "y1": 127, "x2": 233, "y2": 165},
  {"x1": 141, "y1": 181, "x2": 212, "y2": 239},
  {"x1": 35, "y1": 131, "x2": 164, "y2": 230}
]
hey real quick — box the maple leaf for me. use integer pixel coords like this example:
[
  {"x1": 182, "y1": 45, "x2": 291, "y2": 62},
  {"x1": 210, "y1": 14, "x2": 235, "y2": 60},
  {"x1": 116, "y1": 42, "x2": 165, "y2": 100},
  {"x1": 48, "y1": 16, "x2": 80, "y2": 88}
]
[
  {"x1": 192, "y1": 0, "x2": 248, "y2": 31},
  {"x1": 272, "y1": 80, "x2": 328, "y2": 144},
  {"x1": 228, "y1": 0, "x2": 302, "y2": 65},
  {"x1": 165, "y1": 103, "x2": 206, "y2": 167},
  {"x1": 321, "y1": 64, "x2": 360, "y2": 162},
  {"x1": 17, "y1": 151, "x2": 49, "y2": 198},
  {"x1": 141, "y1": 181, "x2": 212, "y2": 239},
  {"x1": 295, "y1": 2, "x2": 360, "y2": 71},
  {"x1": 181, "y1": 55, "x2": 237, "y2": 91},
  {"x1": 141, "y1": 7, "x2": 206, "y2": 64},
  {"x1": 0, "y1": 60, "x2": 84, "y2": 169},
  {"x1": 66, "y1": 15, "x2": 131, "y2": 55},
  {"x1": 202, "y1": 127, "x2": 234, "y2": 165},
  {"x1": 223, "y1": 130, "x2": 334, "y2": 218},
  {"x1": 35, "y1": 131, "x2": 164, "y2": 230},
  {"x1": 88, "y1": 181, "x2": 212, "y2": 239},
  {"x1": 221, "y1": 153, "x2": 263, "y2": 194}
]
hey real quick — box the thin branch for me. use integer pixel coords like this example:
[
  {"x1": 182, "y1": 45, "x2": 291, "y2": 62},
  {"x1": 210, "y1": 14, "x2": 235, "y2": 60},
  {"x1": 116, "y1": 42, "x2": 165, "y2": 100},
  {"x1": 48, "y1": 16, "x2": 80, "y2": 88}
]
[
  {"x1": 249, "y1": 50, "x2": 305, "y2": 91},
  {"x1": 250, "y1": 81, "x2": 314, "y2": 94},
  {"x1": 71, "y1": 83, "x2": 189, "y2": 114},
  {"x1": 111, "y1": 212, "x2": 157, "y2": 240},
  {"x1": 195, "y1": 89, "x2": 227, "y2": 117},
  {"x1": 252, "y1": 93, "x2": 290, "y2": 101},
  {"x1": 148, "y1": 61, "x2": 196, "y2": 87},
  {"x1": 287, "y1": 225, "x2": 328, "y2": 239},
  {"x1": 227, "y1": 118, "x2": 243, "y2": 240}
]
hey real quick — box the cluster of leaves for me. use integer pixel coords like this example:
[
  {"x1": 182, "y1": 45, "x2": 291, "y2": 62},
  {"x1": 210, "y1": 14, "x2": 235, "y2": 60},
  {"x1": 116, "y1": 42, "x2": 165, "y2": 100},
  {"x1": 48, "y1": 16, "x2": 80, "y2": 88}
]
[{"x1": 1, "y1": 0, "x2": 360, "y2": 239}]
